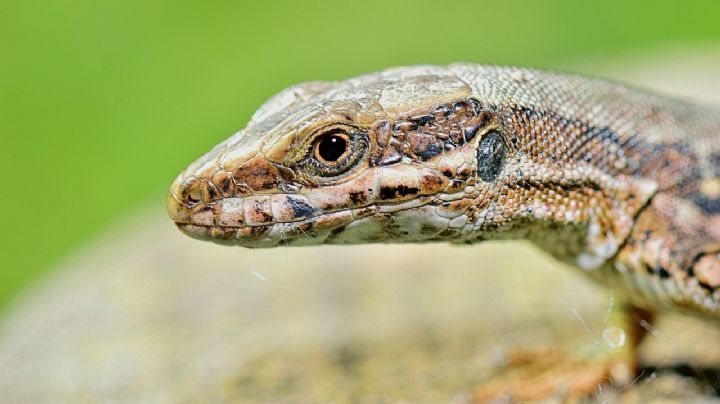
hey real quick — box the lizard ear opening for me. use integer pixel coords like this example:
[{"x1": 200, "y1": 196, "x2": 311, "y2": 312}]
[{"x1": 476, "y1": 130, "x2": 508, "y2": 182}]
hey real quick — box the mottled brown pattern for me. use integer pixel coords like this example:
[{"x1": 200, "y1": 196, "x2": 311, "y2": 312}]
[{"x1": 168, "y1": 64, "x2": 720, "y2": 319}]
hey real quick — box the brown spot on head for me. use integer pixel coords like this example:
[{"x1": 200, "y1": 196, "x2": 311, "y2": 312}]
[
  {"x1": 418, "y1": 169, "x2": 448, "y2": 194},
  {"x1": 202, "y1": 181, "x2": 222, "y2": 202},
  {"x1": 232, "y1": 155, "x2": 280, "y2": 192},
  {"x1": 436, "y1": 158, "x2": 457, "y2": 178},
  {"x1": 348, "y1": 191, "x2": 369, "y2": 205},
  {"x1": 444, "y1": 179, "x2": 466, "y2": 193},
  {"x1": 379, "y1": 185, "x2": 419, "y2": 200},
  {"x1": 376, "y1": 165, "x2": 421, "y2": 202},
  {"x1": 408, "y1": 132, "x2": 443, "y2": 161},
  {"x1": 243, "y1": 195, "x2": 274, "y2": 225},
  {"x1": 211, "y1": 171, "x2": 236, "y2": 197}
]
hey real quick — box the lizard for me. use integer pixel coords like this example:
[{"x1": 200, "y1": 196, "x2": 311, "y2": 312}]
[{"x1": 167, "y1": 64, "x2": 720, "y2": 400}]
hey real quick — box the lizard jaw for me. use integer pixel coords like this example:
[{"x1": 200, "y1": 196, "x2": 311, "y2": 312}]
[
  {"x1": 169, "y1": 189, "x2": 462, "y2": 247},
  {"x1": 172, "y1": 203, "x2": 379, "y2": 247}
]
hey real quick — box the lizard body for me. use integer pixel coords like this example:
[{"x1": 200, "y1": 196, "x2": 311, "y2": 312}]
[{"x1": 168, "y1": 64, "x2": 720, "y2": 319}]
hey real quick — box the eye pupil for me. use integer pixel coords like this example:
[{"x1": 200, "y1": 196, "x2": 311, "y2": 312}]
[{"x1": 317, "y1": 134, "x2": 348, "y2": 163}]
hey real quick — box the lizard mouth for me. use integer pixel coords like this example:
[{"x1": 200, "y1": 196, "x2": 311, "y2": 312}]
[
  {"x1": 169, "y1": 190, "x2": 452, "y2": 247},
  {"x1": 173, "y1": 205, "x2": 380, "y2": 247}
]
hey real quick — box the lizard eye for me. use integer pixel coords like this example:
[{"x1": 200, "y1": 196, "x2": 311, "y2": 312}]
[
  {"x1": 314, "y1": 130, "x2": 350, "y2": 164},
  {"x1": 301, "y1": 124, "x2": 369, "y2": 179}
]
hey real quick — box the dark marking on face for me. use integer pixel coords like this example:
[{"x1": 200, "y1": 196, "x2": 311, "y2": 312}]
[
  {"x1": 411, "y1": 114, "x2": 435, "y2": 126},
  {"x1": 463, "y1": 125, "x2": 480, "y2": 142},
  {"x1": 439, "y1": 166, "x2": 454, "y2": 178},
  {"x1": 416, "y1": 143, "x2": 442, "y2": 161},
  {"x1": 379, "y1": 185, "x2": 420, "y2": 200},
  {"x1": 218, "y1": 176, "x2": 232, "y2": 192},
  {"x1": 233, "y1": 157, "x2": 280, "y2": 192},
  {"x1": 203, "y1": 181, "x2": 221, "y2": 201},
  {"x1": 463, "y1": 111, "x2": 494, "y2": 144},
  {"x1": 242, "y1": 198, "x2": 273, "y2": 226},
  {"x1": 444, "y1": 179, "x2": 466, "y2": 193},
  {"x1": 286, "y1": 197, "x2": 316, "y2": 219},
  {"x1": 418, "y1": 172, "x2": 447, "y2": 194},
  {"x1": 348, "y1": 190, "x2": 370, "y2": 205},
  {"x1": 212, "y1": 172, "x2": 234, "y2": 195},
  {"x1": 478, "y1": 111, "x2": 494, "y2": 127},
  {"x1": 477, "y1": 130, "x2": 508, "y2": 182},
  {"x1": 406, "y1": 132, "x2": 443, "y2": 161}
]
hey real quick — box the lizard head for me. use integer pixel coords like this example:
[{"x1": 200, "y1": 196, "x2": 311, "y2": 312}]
[{"x1": 168, "y1": 66, "x2": 518, "y2": 247}]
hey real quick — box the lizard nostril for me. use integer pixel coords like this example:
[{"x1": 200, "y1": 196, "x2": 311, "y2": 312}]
[{"x1": 183, "y1": 177, "x2": 204, "y2": 205}]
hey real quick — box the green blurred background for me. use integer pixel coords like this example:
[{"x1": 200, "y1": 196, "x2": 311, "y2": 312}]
[{"x1": 1, "y1": 0, "x2": 719, "y2": 312}]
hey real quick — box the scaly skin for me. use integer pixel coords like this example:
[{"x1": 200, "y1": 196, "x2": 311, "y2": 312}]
[{"x1": 167, "y1": 64, "x2": 720, "y2": 320}]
